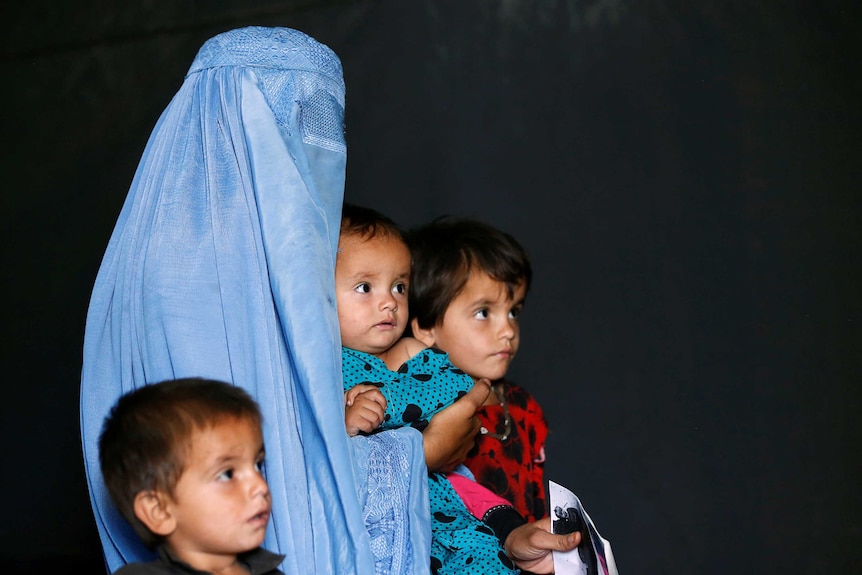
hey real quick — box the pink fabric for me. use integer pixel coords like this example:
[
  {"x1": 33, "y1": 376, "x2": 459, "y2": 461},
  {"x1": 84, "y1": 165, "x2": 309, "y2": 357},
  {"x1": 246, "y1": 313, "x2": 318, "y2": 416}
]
[{"x1": 447, "y1": 471, "x2": 514, "y2": 519}]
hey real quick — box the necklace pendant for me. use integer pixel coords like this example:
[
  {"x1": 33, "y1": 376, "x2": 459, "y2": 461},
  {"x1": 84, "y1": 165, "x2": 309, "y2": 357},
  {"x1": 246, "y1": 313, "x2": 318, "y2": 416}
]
[{"x1": 480, "y1": 384, "x2": 514, "y2": 441}]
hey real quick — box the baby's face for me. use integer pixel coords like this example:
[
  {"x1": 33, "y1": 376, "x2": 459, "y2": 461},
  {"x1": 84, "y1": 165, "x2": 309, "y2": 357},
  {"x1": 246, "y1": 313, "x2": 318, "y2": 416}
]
[
  {"x1": 335, "y1": 232, "x2": 411, "y2": 355},
  {"x1": 430, "y1": 270, "x2": 526, "y2": 382},
  {"x1": 165, "y1": 417, "x2": 270, "y2": 570}
]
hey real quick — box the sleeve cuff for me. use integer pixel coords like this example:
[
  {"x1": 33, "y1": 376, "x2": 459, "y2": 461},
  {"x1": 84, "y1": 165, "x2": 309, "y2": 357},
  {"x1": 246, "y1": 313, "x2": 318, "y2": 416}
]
[{"x1": 482, "y1": 504, "x2": 526, "y2": 544}]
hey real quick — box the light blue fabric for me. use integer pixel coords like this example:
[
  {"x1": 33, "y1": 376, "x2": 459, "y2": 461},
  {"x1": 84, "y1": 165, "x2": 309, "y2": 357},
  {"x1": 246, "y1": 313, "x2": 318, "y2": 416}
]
[
  {"x1": 351, "y1": 430, "x2": 432, "y2": 575},
  {"x1": 80, "y1": 27, "x2": 430, "y2": 575}
]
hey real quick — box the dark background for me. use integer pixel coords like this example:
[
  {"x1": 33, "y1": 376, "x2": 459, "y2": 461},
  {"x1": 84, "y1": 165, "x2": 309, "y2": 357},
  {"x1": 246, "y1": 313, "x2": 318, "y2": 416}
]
[{"x1": 2, "y1": 1, "x2": 860, "y2": 573}]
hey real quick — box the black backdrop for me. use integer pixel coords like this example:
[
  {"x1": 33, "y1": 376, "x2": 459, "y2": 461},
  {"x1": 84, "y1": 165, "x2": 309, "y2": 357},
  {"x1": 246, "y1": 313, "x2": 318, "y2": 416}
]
[{"x1": 3, "y1": 2, "x2": 860, "y2": 573}]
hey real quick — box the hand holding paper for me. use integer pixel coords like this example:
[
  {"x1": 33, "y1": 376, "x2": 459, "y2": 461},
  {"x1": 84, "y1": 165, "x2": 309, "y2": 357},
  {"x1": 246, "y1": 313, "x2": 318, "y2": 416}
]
[{"x1": 549, "y1": 480, "x2": 620, "y2": 575}]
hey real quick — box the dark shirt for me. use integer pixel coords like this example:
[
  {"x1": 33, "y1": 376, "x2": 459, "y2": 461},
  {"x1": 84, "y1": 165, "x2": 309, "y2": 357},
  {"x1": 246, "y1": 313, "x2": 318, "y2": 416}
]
[{"x1": 113, "y1": 546, "x2": 285, "y2": 575}]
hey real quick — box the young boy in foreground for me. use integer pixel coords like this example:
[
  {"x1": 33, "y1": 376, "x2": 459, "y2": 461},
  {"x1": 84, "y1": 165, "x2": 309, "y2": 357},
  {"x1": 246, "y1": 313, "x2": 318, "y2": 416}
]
[{"x1": 98, "y1": 377, "x2": 283, "y2": 575}]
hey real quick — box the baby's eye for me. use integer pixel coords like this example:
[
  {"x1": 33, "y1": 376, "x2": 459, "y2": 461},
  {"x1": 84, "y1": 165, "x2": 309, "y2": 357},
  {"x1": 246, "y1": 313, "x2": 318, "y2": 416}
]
[
  {"x1": 473, "y1": 308, "x2": 489, "y2": 320},
  {"x1": 393, "y1": 282, "x2": 407, "y2": 295},
  {"x1": 509, "y1": 307, "x2": 522, "y2": 319},
  {"x1": 255, "y1": 458, "x2": 266, "y2": 473},
  {"x1": 217, "y1": 468, "x2": 235, "y2": 482},
  {"x1": 354, "y1": 283, "x2": 371, "y2": 294}
]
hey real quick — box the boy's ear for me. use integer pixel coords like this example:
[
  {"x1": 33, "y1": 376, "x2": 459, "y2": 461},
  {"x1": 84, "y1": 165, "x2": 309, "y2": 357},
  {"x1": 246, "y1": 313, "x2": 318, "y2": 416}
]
[
  {"x1": 133, "y1": 490, "x2": 177, "y2": 537},
  {"x1": 410, "y1": 318, "x2": 437, "y2": 347}
]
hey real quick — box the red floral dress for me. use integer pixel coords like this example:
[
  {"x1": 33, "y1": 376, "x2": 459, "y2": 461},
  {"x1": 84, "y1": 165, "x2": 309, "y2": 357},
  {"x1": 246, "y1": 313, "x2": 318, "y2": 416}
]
[{"x1": 463, "y1": 379, "x2": 549, "y2": 522}]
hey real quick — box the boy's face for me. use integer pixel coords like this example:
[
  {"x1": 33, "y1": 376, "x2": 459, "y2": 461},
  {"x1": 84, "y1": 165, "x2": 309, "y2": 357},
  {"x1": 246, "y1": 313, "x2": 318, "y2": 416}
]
[
  {"x1": 418, "y1": 270, "x2": 526, "y2": 382},
  {"x1": 335, "y1": 232, "x2": 411, "y2": 355},
  {"x1": 163, "y1": 417, "x2": 270, "y2": 569}
]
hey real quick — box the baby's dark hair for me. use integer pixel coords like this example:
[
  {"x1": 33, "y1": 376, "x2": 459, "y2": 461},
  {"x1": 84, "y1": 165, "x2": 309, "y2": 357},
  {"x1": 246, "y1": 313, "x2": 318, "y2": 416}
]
[
  {"x1": 98, "y1": 377, "x2": 262, "y2": 550},
  {"x1": 407, "y1": 216, "x2": 532, "y2": 331},
  {"x1": 340, "y1": 202, "x2": 406, "y2": 243}
]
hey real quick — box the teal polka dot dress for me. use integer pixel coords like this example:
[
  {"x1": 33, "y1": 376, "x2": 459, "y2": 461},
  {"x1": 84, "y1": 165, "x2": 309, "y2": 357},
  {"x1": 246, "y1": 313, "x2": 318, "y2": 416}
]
[{"x1": 342, "y1": 347, "x2": 519, "y2": 575}]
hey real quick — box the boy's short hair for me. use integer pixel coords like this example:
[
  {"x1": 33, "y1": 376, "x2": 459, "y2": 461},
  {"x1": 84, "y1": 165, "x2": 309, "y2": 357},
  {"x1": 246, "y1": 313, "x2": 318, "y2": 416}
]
[
  {"x1": 98, "y1": 377, "x2": 262, "y2": 549},
  {"x1": 407, "y1": 216, "x2": 532, "y2": 331},
  {"x1": 340, "y1": 202, "x2": 405, "y2": 242}
]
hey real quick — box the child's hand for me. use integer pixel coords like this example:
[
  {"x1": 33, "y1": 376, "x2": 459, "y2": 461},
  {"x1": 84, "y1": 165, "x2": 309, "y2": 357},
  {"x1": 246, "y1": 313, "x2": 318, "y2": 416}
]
[
  {"x1": 504, "y1": 516, "x2": 581, "y2": 574},
  {"x1": 344, "y1": 385, "x2": 387, "y2": 437},
  {"x1": 422, "y1": 378, "x2": 491, "y2": 472}
]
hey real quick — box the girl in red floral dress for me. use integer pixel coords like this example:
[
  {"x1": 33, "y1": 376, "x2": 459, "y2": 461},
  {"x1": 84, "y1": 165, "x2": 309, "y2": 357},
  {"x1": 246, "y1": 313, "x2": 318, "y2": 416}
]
[{"x1": 408, "y1": 216, "x2": 549, "y2": 522}]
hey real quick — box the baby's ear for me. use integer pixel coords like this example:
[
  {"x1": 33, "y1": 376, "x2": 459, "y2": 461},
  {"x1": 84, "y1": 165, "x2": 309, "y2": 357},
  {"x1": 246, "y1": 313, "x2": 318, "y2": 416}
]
[
  {"x1": 133, "y1": 490, "x2": 176, "y2": 537},
  {"x1": 410, "y1": 318, "x2": 436, "y2": 347}
]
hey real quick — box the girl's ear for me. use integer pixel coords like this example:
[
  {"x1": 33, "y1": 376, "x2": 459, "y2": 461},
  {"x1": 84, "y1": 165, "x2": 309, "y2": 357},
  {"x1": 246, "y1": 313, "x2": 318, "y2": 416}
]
[
  {"x1": 410, "y1": 318, "x2": 437, "y2": 347},
  {"x1": 133, "y1": 490, "x2": 177, "y2": 537}
]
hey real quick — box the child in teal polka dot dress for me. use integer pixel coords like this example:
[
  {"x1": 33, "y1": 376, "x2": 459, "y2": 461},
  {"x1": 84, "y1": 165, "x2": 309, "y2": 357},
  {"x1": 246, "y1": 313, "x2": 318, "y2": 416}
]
[{"x1": 336, "y1": 203, "x2": 578, "y2": 575}]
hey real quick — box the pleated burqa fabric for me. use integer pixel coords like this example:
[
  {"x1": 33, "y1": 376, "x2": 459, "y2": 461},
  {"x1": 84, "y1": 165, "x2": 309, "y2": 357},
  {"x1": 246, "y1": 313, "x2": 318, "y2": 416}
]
[{"x1": 79, "y1": 27, "x2": 430, "y2": 575}]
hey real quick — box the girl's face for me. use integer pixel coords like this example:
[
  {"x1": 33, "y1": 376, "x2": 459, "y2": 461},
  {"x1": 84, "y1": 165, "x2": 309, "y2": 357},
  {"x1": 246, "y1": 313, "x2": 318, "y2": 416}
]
[
  {"x1": 419, "y1": 270, "x2": 526, "y2": 381},
  {"x1": 335, "y1": 232, "x2": 411, "y2": 355}
]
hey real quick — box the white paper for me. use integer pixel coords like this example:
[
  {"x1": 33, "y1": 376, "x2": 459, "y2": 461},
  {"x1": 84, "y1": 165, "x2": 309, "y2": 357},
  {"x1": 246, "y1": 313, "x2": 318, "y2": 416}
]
[{"x1": 549, "y1": 480, "x2": 619, "y2": 575}]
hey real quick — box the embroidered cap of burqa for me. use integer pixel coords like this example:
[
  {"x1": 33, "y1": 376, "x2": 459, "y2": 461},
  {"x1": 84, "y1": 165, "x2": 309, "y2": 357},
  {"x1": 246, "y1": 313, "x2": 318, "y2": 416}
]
[{"x1": 80, "y1": 26, "x2": 430, "y2": 574}]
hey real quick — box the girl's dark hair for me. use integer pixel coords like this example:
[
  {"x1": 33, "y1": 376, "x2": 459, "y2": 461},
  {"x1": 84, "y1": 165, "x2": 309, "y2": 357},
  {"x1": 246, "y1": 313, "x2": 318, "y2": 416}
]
[
  {"x1": 407, "y1": 216, "x2": 532, "y2": 331},
  {"x1": 98, "y1": 377, "x2": 262, "y2": 550}
]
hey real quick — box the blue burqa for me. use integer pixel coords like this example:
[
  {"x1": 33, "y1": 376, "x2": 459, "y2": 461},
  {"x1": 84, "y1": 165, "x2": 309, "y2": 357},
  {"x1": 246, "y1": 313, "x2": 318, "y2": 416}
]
[{"x1": 79, "y1": 26, "x2": 430, "y2": 575}]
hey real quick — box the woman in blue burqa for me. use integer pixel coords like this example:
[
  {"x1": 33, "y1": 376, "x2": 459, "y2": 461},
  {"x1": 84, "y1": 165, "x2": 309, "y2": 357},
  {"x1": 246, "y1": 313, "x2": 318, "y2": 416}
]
[{"x1": 79, "y1": 26, "x2": 442, "y2": 574}]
